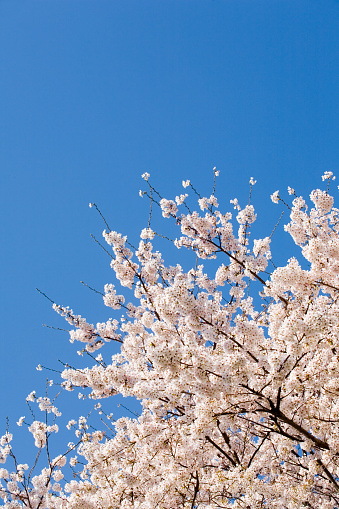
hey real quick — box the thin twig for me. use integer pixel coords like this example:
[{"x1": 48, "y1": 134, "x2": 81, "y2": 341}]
[
  {"x1": 90, "y1": 203, "x2": 111, "y2": 232},
  {"x1": 80, "y1": 281, "x2": 104, "y2": 296}
]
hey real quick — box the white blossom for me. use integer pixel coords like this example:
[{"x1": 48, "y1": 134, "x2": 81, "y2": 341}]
[
  {"x1": 140, "y1": 227, "x2": 155, "y2": 239},
  {"x1": 141, "y1": 172, "x2": 150, "y2": 181},
  {"x1": 175, "y1": 193, "x2": 188, "y2": 206},
  {"x1": 322, "y1": 171, "x2": 335, "y2": 181},
  {"x1": 16, "y1": 417, "x2": 25, "y2": 427},
  {"x1": 26, "y1": 391, "x2": 36, "y2": 402},
  {"x1": 270, "y1": 190, "x2": 280, "y2": 203},
  {"x1": 159, "y1": 198, "x2": 178, "y2": 218}
]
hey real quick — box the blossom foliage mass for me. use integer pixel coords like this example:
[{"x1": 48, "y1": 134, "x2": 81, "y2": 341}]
[{"x1": 2, "y1": 171, "x2": 339, "y2": 508}]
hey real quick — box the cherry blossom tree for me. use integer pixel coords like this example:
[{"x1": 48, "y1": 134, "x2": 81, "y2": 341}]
[{"x1": 2, "y1": 169, "x2": 339, "y2": 508}]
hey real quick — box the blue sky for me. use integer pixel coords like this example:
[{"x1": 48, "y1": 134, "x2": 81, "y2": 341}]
[{"x1": 1, "y1": 0, "x2": 339, "y2": 461}]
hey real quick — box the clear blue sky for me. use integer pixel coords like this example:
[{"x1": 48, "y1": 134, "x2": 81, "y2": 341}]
[{"x1": 1, "y1": 0, "x2": 339, "y2": 460}]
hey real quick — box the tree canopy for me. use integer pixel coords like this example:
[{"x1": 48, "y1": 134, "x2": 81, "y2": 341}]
[{"x1": 1, "y1": 170, "x2": 339, "y2": 508}]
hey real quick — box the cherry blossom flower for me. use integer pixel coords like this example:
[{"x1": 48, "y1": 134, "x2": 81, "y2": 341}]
[
  {"x1": 270, "y1": 190, "x2": 280, "y2": 203},
  {"x1": 141, "y1": 172, "x2": 150, "y2": 181}
]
